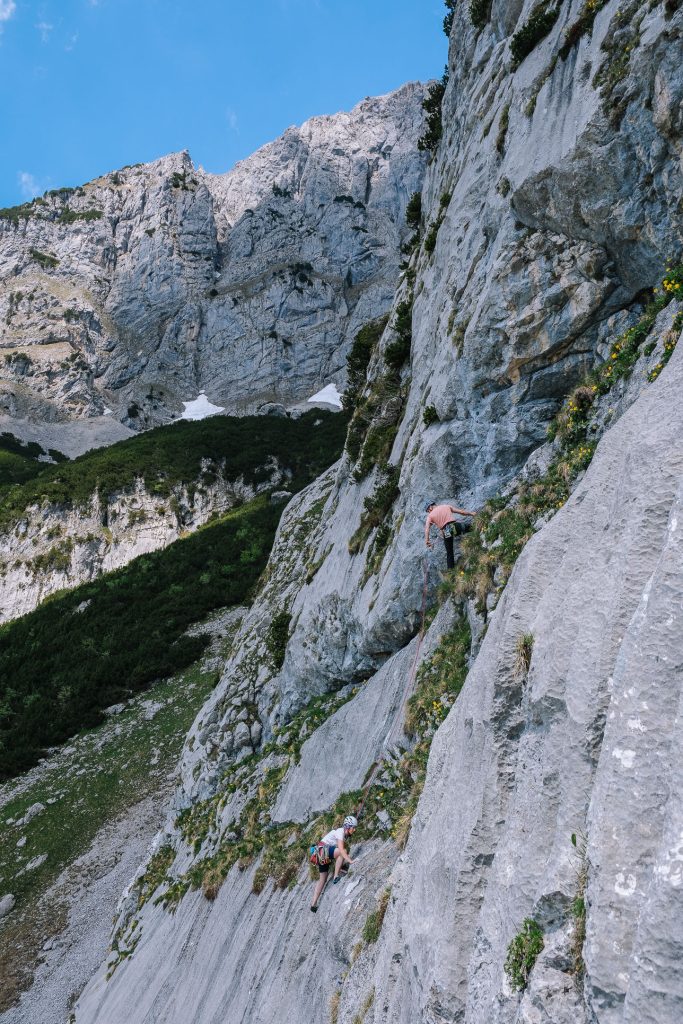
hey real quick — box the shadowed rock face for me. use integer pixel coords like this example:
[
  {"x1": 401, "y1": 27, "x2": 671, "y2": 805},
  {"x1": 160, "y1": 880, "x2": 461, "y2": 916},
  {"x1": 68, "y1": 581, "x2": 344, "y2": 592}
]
[
  {"x1": 65, "y1": 2, "x2": 683, "y2": 1022},
  {"x1": 0, "y1": 84, "x2": 428, "y2": 430}
]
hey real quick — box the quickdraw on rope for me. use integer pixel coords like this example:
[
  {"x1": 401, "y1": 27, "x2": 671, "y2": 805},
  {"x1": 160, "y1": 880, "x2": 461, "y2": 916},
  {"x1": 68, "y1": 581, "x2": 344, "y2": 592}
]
[{"x1": 355, "y1": 553, "x2": 430, "y2": 820}]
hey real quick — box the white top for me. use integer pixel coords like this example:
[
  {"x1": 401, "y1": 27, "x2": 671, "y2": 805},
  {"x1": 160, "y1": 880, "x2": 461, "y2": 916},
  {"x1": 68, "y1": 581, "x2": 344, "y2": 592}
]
[{"x1": 321, "y1": 827, "x2": 345, "y2": 847}]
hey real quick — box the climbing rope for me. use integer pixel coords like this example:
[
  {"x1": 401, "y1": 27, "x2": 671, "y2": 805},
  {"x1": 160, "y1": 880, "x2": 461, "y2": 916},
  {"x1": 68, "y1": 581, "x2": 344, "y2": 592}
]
[{"x1": 355, "y1": 553, "x2": 430, "y2": 819}]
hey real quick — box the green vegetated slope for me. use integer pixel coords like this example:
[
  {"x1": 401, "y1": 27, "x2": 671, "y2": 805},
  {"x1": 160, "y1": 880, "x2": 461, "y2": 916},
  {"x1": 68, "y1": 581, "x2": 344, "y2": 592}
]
[
  {"x1": 0, "y1": 660, "x2": 220, "y2": 1013},
  {"x1": 0, "y1": 411, "x2": 348, "y2": 779},
  {"x1": 0, "y1": 409, "x2": 347, "y2": 528},
  {"x1": 0, "y1": 432, "x2": 67, "y2": 490}
]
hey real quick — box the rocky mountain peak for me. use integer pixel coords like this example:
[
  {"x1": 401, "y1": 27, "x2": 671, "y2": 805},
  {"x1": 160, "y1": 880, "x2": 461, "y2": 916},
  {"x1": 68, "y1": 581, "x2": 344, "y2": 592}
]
[{"x1": 0, "y1": 82, "x2": 428, "y2": 436}]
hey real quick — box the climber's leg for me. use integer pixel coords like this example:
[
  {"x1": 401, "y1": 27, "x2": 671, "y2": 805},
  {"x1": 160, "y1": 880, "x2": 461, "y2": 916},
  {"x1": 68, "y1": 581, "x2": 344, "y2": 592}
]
[
  {"x1": 443, "y1": 532, "x2": 455, "y2": 569},
  {"x1": 311, "y1": 865, "x2": 329, "y2": 911}
]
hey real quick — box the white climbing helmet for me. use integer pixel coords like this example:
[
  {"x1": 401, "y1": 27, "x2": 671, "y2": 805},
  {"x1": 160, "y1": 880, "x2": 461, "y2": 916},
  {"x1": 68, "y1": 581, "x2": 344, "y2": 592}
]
[{"x1": 343, "y1": 815, "x2": 358, "y2": 830}]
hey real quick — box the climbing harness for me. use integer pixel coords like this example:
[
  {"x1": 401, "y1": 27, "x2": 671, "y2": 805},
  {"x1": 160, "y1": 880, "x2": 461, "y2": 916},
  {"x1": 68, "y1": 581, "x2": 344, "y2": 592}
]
[
  {"x1": 310, "y1": 842, "x2": 330, "y2": 867},
  {"x1": 354, "y1": 552, "x2": 430, "y2": 820}
]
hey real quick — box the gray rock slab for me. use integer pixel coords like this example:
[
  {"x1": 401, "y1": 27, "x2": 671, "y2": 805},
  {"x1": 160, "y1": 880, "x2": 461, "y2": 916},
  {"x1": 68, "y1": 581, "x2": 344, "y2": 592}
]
[
  {"x1": 0, "y1": 894, "x2": 15, "y2": 920},
  {"x1": 272, "y1": 640, "x2": 417, "y2": 823},
  {"x1": 370, "y1": 320, "x2": 683, "y2": 1024}
]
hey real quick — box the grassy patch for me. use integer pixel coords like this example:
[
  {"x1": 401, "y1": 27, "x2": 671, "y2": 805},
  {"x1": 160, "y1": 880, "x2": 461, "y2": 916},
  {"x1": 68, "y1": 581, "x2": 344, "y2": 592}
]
[
  {"x1": 361, "y1": 888, "x2": 391, "y2": 944},
  {"x1": 348, "y1": 464, "x2": 400, "y2": 556},
  {"x1": 0, "y1": 661, "x2": 218, "y2": 1011},
  {"x1": 570, "y1": 831, "x2": 588, "y2": 976},
  {"x1": 505, "y1": 918, "x2": 544, "y2": 990},
  {"x1": 353, "y1": 988, "x2": 375, "y2": 1024},
  {"x1": 514, "y1": 633, "x2": 534, "y2": 677},
  {"x1": 346, "y1": 368, "x2": 406, "y2": 481},
  {"x1": 648, "y1": 312, "x2": 682, "y2": 381}
]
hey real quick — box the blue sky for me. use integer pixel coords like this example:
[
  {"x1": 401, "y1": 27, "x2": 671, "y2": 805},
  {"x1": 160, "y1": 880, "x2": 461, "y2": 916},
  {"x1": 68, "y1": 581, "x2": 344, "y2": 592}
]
[{"x1": 0, "y1": 0, "x2": 447, "y2": 207}]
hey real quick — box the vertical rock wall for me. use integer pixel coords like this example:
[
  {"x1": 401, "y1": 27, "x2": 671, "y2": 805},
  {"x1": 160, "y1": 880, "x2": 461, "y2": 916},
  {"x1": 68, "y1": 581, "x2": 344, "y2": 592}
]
[{"x1": 67, "y1": 1, "x2": 683, "y2": 1021}]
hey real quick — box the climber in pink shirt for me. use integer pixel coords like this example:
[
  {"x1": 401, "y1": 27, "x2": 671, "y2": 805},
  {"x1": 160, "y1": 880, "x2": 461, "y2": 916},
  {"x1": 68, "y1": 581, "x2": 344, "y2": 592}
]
[{"x1": 424, "y1": 500, "x2": 476, "y2": 570}]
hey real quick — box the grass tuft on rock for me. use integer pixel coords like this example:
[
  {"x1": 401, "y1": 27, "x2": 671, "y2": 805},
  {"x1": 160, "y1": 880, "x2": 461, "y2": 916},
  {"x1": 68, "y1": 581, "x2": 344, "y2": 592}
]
[{"x1": 505, "y1": 918, "x2": 544, "y2": 990}]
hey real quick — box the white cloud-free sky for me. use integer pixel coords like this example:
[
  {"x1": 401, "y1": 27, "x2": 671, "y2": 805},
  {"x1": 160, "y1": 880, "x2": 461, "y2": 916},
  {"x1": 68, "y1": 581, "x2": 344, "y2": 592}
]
[{"x1": 0, "y1": 0, "x2": 448, "y2": 207}]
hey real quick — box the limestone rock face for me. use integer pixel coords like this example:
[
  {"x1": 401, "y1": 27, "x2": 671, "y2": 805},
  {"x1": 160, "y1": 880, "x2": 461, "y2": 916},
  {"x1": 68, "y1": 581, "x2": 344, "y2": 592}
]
[
  {"x1": 0, "y1": 84, "x2": 428, "y2": 429},
  {"x1": 371, "y1": 336, "x2": 683, "y2": 1024},
  {"x1": 74, "y1": 333, "x2": 683, "y2": 1024},
  {"x1": 59, "y1": 2, "x2": 683, "y2": 1022}
]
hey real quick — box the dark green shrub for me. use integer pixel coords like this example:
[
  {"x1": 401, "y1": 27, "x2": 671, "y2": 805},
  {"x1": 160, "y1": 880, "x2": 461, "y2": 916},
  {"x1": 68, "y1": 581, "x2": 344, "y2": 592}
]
[
  {"x1": 505, "y1": 918, "x2": 544, "y2": 990},
  {"x1": 169, "y1": 170, "x2": 197, "y2": 190},
  {"x1": 424, "y1": 224, "x2": 439, "y2": 255},
  {"x1": 424, "y1": 193, "x2": 451, "y2": 256},
  {"x1": 418, "y1": 67, "x2": 449, "y2": 153},
  {"x1": 385, "y1": 299, "x2": 413, "y2": 370},
  {"x1": 57, "y1": 209, "x2": 104, "y2": 224},
  {"x1": 469, "y1": 0, "x2": 492, "y2": 30},
  {"x1": 496, "y1": 104, "x2": 510, "y2": 155},
  {"x1": 423, "y1": 405, "x2": 439, "y2": 427},
  {"x1": 0, "y1": 433, "x2": 64, "y2": 488},
  {"x1": 45, "y1": 187, "x2": 79, "y2": 200},
  {"x1": 266, "y1": 611, "x2": 292, "y2": 671},
  {"x1": 30, "y1": 249, "x2": 59, "y2": 269},
  {"x1": 558, "y1": 0, "x2": 610, "y2": 61},
  {"x1": 443, "y1": 0, "x2": 457, "y2": 35},
  {"x1": 0, "y1": 202, "x2": 38, "y2": 224},
  {"x1": 343, "y1": 316, "x2": 389, "y2": 412},
  {"x1": 405, "y1": 192, "x2": 422, "y2": 231},
  {"x1": 510, "y1": 2, "x2": 560, "y2": 67}
]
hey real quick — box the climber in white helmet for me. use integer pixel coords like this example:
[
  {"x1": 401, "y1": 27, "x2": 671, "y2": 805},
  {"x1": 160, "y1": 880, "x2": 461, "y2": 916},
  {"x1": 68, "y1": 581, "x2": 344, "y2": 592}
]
[{"x1": 310, "y1": 815, "x2": 357, "y2": 912}]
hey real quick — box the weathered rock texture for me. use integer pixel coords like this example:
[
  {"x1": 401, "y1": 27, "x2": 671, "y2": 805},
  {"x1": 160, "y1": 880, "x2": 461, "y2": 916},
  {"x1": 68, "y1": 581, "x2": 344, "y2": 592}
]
[
  {"x1": 0, "y1": 84, "x2": 428, "y2": 429},
  {"x1": 28, "y1": 1, "x2": 683, "y2": 1022}
]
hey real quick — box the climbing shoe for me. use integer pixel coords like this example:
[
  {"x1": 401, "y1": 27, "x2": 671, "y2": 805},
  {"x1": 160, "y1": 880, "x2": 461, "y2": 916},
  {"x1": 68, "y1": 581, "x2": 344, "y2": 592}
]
[
  {"x1": 332, "y1": 877, "x2": 340, "y2": 885},
  {"x1": 310, "y1": 905, "x2": 318, "y2": 913}
]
